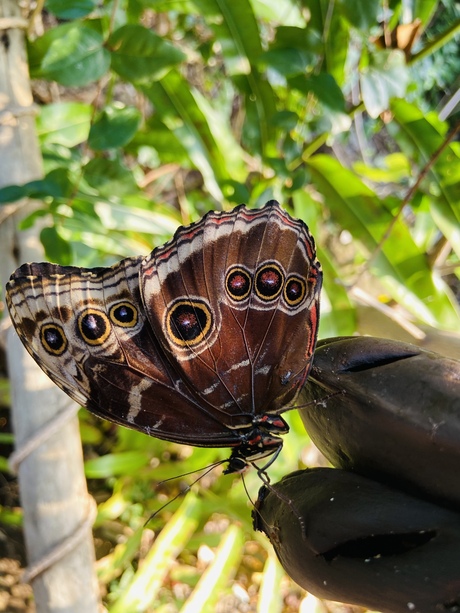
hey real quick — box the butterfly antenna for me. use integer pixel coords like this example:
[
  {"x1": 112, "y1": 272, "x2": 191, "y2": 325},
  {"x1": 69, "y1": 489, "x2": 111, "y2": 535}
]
[
  {"x1": 145, "y1": 460, "x2": 226, "y2": 527},
  {"x1": 155, "y1": 459, "x2": 227, "y2": 487}
]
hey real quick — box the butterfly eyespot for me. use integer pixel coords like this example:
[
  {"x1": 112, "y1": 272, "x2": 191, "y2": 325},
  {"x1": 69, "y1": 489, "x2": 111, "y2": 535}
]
[
  {"x1": 225, "y1": 266, "x2": 252, "y2": 302},
  {"x1": 78, "y1": 309, "x2": 111, "y2": 346},
  {"x1": 255, "y1": 262, "x2": 284, "y2": 301},
  {"x1": 284, "y1": 275, "x2": 307, "y2": 307},
  {"x1": 40, "y1": 323, "x2": 68, "y2": 356},
  {"x1": 109, "y1": 302, "x2": 138, "y2": 328},
  {"x1": 166, "y1": 299, "x2": 213, "y2": 347}
]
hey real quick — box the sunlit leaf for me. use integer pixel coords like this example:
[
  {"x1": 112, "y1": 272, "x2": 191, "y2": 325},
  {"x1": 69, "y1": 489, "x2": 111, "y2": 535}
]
[
  {"x1": 89, "y1": 106, "x2": 142, "y2": 150},
  {"x1": 45, "y1": 0, "x2": 97, "y2": 19},
  {"x1": 37, "y1": 102, "x2": 92, "y2": 147},
  {"x1": 108, "y1": 24, "x2": 185, "y2": 82},
  {"x1": 29, "y1": 23, "x2": 110, "y2": 86},
  {"x1": 360, "y1": 49, "x2": 409, "y2": 118}
]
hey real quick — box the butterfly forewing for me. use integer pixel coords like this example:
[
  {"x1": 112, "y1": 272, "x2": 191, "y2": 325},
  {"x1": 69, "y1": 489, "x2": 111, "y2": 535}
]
[{"x1": 140, "y1": 202, "x2": 321, "y2": 418}]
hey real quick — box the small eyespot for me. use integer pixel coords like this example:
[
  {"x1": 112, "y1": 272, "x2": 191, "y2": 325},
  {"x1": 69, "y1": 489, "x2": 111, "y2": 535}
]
[
  {"x1": 166, "y1": 299, "x2": 213, "y2": 347},
  {"x1": 41, "y1": 323, "x2": 68, "y2": 356},
  {"x1": 226, "y1": 266, "x2": 252, "y2": 302},
  {"x1": 255, "y1": 262, "x2": 284, "y2": 302},
  {"x1": 78, "y1": 309, "x2": 111, "y2": 346},
  {"x1": 109, "y1": 301, "x2": 138, "y2": 328},
  {"x1": 284, "y1": 275, "x2": 307, "y2": 307}
]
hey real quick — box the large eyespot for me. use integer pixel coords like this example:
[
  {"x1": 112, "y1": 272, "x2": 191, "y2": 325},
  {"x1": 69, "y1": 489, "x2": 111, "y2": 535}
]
[
  {"x1": 284, "y1": 274, "x2": 307, "y2": 307},
  {"x1": 109, "y1": 301, "x2": 138, "y2": 328},
  {"x1": 166, "y1": 299, "x2": 213, "y2": 347},
  {"x1": 41, "y1": 323, "x2": 68, "y2": 356},
  {"x1": 78, "y1": 309, "x2": 111, "y2": 346},
  {"x1": 226, "y1": 266, "x2": 252, "y2": 302},
  {"x1": 255, "y1": 262, "x2": 284, "y2": 302}
]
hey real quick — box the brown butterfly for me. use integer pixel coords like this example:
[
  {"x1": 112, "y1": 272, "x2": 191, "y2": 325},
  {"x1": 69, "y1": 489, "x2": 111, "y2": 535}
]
[{"x1": 6, "y1": 201, "x2": 322, "y2": 473}]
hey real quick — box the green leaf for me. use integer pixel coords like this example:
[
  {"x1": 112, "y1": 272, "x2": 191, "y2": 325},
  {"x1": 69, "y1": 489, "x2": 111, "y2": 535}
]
[
  {"x1": 192, "y1": 0, "x2": 278, "y2": 155},
  {"x1": 413, "y1": 0, "x2": 439, "y2": 26},
  {"x1": 390, "y1": 99, "x2": 460, "y2": 259},
  {"x1": 289, "y1": 72, "x2": 351, "y2": 134},
  {"x1": 354, "y1": 153, "x2": 411, "y2": 183},
  {"x1": 360, "y1": 49, "x2": 409, "y2": 118},
  {"x1": 180, "y1": 525, "x2": 244, "y2": 613},
  {"x1": 40, "y1": 226, "x2": 72, "y2": 264},
  {"x1": 0, "y1": 184, "x2": 30, "y2": 204},
  {"x1": 293, "y1": 190, "x2": 356, "y2": 336},
  {"x1": 192, "y1": 0, "x2": 263, "y2": 74},
  {"x1": 340, "y1": 0, "x2": 380, "y2": 31},
  {"x1": 262, "y1": 47, "x2": 314, "y2": 77},
  {"x1": 110, "y1": 495, "x2": 202, "y2": 613},
  {"x1": 304, "y1": 0, "x2": 350, "y2": 85},
  {"x1": 85, "y1": 451, "x2": 151, "y2": 478},
  {"x1": 82, "y1": 158, "x2": 139, "y2": 197},
  {"x1": 45, "y1": 0, "x2": 97, "y2": 19},
  {"x1": 37, "y1": 102, "x2": 92, "y2": 147},
  {"x1": 88, "y1": 105, "x2": 142, "y2": 150},
  {"x1": 108, "y1": 24, "x2": 185, "y2": 83},
  {"x1": 142, "y1": 70, "x2": 246, "y2": 199},
  {"x1": 307, "y1": 154, "x2": 460, "y2": 330},
  {"x1": 29, "y1": 23, "x2": 110, "y2": 86}
]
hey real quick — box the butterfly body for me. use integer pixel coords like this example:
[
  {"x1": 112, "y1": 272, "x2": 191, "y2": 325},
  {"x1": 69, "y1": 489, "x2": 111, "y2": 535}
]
[{"x1": 6, "y1": 201, "x2": 322, "y2": 472}]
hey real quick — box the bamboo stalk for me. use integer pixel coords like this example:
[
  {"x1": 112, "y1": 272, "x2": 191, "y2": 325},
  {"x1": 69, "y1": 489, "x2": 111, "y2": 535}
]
[{"x1": 0, "y1": 1, "x2": 100, "y2": 611}]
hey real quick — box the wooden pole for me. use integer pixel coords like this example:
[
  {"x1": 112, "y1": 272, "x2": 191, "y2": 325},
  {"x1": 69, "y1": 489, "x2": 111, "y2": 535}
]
[{"x1": 0, "y1": 2, "x2": 100, "y2": 611}]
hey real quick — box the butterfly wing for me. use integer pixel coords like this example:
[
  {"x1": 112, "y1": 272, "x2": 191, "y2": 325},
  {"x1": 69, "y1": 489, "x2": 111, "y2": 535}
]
[
  {"x1": 6, "y1": 260, "x2": 242, "y2": 447},
  {"x1": 140, "y1": 201, "x2": 322, "y2": 425}
]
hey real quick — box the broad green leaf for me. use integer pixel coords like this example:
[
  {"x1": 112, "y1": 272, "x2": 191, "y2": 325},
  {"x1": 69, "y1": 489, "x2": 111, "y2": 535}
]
[
  {"x1": 316, "y1": 246, "x2": 357, "y2": 338},
  {"x1": 85, "y1": 451, "x2": 151, "y2": 478},
  {"x1": 289, "y1": 72, "x2": 351, "y2": 135},
  {"x1": 192, "y1": 0, "x2": 263, "y2": 73},
  {"x1": 390, "y1": 99, "x2": 460, "y2": 258},
  {"x1": 340, "y1": 0, "x2": 380, "y2": 31},
  {"x1": 262, "y1": 47, "x2": 314, "y2": 77},
  {"x1": 88, "y1": 105, "x2": 142, "y2": 150},
  {"x1": 133, "y1": 0, "x2": 198, "y2": 10},
  {"x1": 191, "y1": 0, "x2": 278, "y2": 155},
  {"x1": 94, "y1": 201, "x2": 181, "y2": 236},
  {"x1": 83, "y1": 158, "x2": 139, "y2": 197},
  {"x1": 143, "y1": 70, "x2": 246, "y2": 199},
  {"x1": 45, "y1": 0, "x2": 97, "y2": 19},
  {"x1": 37, "y1": 102, "x2": 92, "y2": 146},
  {"x1": 28, "y1": 23, "x2": 110, "y2": 86},
  {"x1": 40, "y1": 226, "x2": 72, "y2": 264},
  {"x1": 108, "y1": 24, "x2": 185, "y2": 82},
  {"x1": 133, "y1": 116, "x2": 189, "y2": 165},
  {"x1": 354, "y1": 153, "x2": 411, "y2": 183},
  {"x1": 262, "y1": 26, "x2": 320, "y2": 76},
  {"x1": 303, "y1": 0, "x2": 349, "y2": 85},
  {"x1": 307, "y1": 154, "x2": 460, "y2": 330},
  {"x1": 360, "y1": 49, "x2": 409, "y2": 118},
  {"x1": 233, "y1": 72, "x2": 278, "y2": 157},
  {"x1": 0, "y1": 184, "x2": 30, "y2": 203},
  {"x1": 251, "y1": 0, "x2": 305, "y2": 25},
  {"x1": 293, "y1": 190, "x2": 356, "y2": 336}
]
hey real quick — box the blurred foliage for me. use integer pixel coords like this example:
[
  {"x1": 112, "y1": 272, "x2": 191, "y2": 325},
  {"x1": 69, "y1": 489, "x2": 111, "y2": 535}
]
[{"x1": 1, "y1": 0, "x2": 459, "y2": 611}]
